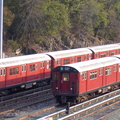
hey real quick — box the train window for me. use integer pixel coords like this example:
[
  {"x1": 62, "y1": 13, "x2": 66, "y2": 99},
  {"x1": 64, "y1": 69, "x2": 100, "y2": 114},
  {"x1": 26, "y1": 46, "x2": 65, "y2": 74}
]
[
  {"x1": 10, "y1": 69, "x2": 12, "y2": 75},
  {"x1": 111, "y1": 52, "x2": 115, "y2": 55},
  {"x1": 85, "y1": 55, "x2": 88, "y2": 60},
  {"x1": 10, "y1": 67, "x2": 19, "y2": 75},
  {"x1": 96, "y1": 53, "x2": 98, "y2": 58},
  {"x1": 57, "y1": 59, "x2": 61, "y2": 65},
  {"x1": 90, "y1": 54, "x2": 92, "y2": 59},
  {"x1": 77, "y1": 57, "x2": 81, "y2": 62},
  {"x1": 3, "y1": 68, "x2": 5, "y2": 75},
  {"x1": 40, "y1": 62, "x2": 44, "y2": 69},
  {"x1": 82, "y1": 72, "x2": 87, "y2": 80},
  {"x1": 0, "y1": 69, "x2": 2, "y2": 76},
  {"x1": 62, "y1": 73, "x2": 69, "y2": 81},
  {"x1": 35, "y1": 64, "x2": 38, "y2": 70},
  {"x1": 114, "y1": 65, "x2": 117, "y2": 72},
  {"x1": 72, "y1": 57, "x2": 75, "y2": 63},
  {"x1": 101, "y1": 53, "x2": 106, "y2": 58},
  {"x1": 1, "y1": 68, "x2": 6, "y2": 76},
  {"x1": 63, "y1": 59, "x2": 70, "y2": 64},
  {"x1": 47, "y1": 61, "x2": 49, "y2": 69},
  {"x1": 22, "y1": 65, "x2": 26, "y2": 72},
  {"x1": 48, "y1": 61, "x2": 51, "y2": 69},
  {"x1": 90, "y1": 71, "x2": 97, "y2": 80},
  {"x1": 87, "y1": 54, "x2": 89, "y2": 60},
  {"x1": 99, "y1": 68, "x2": 103, "y2": 76},
  {"x1": 60, "y1": 67, "x2": 64, "y2": 71},
  {"x1": 105, "y1": 68, "x2": 111, "y2": 75},
  {"x1": 30, "y1": 64, "x2": 37, "y2": 71}
]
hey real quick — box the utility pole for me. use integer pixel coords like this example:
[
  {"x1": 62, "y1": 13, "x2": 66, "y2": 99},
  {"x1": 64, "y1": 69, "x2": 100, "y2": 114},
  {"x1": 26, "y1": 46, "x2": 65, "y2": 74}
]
[{"x1": 0, "y1": 0, "x2": 3, "y2": 59}]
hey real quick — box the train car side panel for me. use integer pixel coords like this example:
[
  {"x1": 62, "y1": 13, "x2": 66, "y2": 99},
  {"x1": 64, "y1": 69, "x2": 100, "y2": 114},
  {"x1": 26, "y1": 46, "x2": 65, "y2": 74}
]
[
  {"x1": 79, "y1": 71, "x2": 87, "y2": 93},
  {"x1": 44, "y1": 60, "x2": 51, "y2": 77},
  {"x1": 104, "y1": 65, "x2": 117, "y2": 85},
  {"x1": 69, "y1": 73, "x2": 79, "y2": 95},
  {"x1": 59, "y1": 72, "x2": 70, "y2": 93},
  {"x1": 26, "y1": 62, "x2": 40, "y2": 82},
  {"x1": 21, "y1": 64, "x2": 27, "y2": 84},
  {"x1": 6, "y1": 65, "x2": 24, "y2": 86},
  {"x1": 87, "y1": 69, "x2": 102, "y2": 91}
]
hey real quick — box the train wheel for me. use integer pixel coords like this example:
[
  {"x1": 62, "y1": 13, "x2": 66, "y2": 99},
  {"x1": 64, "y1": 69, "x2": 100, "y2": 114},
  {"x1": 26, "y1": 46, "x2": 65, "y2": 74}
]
[
  {"x1": 76, "y1": 99, "x2": 81, "y2": 104},
  {"x1": 56, "y1": 96, "x2": 63, "y2": 104}
]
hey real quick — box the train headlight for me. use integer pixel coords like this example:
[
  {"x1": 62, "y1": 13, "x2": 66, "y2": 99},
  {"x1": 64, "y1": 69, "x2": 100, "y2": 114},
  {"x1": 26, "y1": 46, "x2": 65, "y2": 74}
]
[
  {"x1": 33, "y1": 82, "x2": 37, "y2": 85},
  {"x1": 21, "y1": 85, "x2": 25, "y2": 88}
]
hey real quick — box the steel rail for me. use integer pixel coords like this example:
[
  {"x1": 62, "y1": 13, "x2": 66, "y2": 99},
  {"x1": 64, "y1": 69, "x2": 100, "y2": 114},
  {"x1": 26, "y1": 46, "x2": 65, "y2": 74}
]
[{"x1": 39, "y1": 89, "x2": 120, "y2": 120}]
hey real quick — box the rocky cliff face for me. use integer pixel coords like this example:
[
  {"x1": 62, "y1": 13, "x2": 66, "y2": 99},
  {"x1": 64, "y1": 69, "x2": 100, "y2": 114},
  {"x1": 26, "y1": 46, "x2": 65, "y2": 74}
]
[{"x1": 4, "y1": 33, "x2": 115, "y2": 57}]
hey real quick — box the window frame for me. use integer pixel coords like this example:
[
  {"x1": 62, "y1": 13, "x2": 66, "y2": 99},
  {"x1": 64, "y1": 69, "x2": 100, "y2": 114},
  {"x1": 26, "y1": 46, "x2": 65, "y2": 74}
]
[
  {"x1": 10, "y1": 67, "x2": 19, "y2": 75},
  {"x1": 62, "y1": 73, "x2": 69, "y2": 81},
  {"x1": 90, "y1": 71, "x2": 97, "y2": 80}
]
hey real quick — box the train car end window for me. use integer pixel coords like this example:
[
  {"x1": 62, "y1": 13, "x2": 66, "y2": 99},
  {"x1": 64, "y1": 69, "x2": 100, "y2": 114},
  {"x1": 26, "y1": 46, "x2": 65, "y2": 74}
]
[{"x1": 62, "y1": 73, "x2": 69, "y2": 81}]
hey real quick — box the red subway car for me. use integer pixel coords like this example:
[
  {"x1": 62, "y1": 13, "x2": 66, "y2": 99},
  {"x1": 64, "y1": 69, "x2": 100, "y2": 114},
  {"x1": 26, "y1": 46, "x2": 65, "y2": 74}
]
[
  {"x1": 52, "y1": 56, "x2": 120, "y2": 104},
  {"x1": 88, "y1": 43, "x2": 120, "y2": 59},
  {"x1": 47, "y1": 48, "x2": 92, "y2": 69},
  {"x1": 0, "y1": 54, "x2": 51, "y2": 95}
]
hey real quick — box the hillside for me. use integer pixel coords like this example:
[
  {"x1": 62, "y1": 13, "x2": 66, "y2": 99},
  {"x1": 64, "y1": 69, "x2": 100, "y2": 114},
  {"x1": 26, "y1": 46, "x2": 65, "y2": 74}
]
[{"x1": 3, "y1": 0, "x2": 120, "y2": 56}]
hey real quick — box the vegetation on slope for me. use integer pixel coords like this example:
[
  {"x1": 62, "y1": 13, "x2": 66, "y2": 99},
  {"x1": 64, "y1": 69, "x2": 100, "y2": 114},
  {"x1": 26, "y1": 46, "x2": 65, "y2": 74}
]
[{"x1": 3, "y1": 0, "x2": 120, "y2": 55}]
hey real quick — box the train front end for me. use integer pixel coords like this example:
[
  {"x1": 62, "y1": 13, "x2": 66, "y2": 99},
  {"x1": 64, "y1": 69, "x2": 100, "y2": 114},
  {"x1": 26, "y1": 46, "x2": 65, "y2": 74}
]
[{"x1": 52, "y1": 66, "x2": 79, "y2": 104}]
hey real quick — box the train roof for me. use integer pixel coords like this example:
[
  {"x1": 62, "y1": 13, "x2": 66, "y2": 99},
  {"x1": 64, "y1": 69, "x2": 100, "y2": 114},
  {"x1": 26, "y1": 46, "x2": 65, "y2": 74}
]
[
  {"x1": 112, "y1": 54, "x2": 120, "y2": 59},
  {"x1": 88, "y1": 43, "x2": 120, "y2": 52},
  {"x1": 0, "y1": 54, "x2": 51, "y2": 67},
  {"x1": 46, "y1": 48, "x2": 92, "y2": 59},
  {"x1": 60, "y1": 57, "x2": 120, "y2": 72}
]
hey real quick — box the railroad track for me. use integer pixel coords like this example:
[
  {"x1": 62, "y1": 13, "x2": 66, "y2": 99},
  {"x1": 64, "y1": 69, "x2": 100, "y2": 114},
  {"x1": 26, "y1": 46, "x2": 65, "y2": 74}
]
[
  {"x1": 1, "y1": 88, "x2": 119, "y2": 120},
  {"x1": 39, "y1": 89, "x2": 120, "y2": 120},
  {"x1": 0, "y1": 85, "x2": 50, "y2": 102},
  {"x1": 0, "y1": 85, "x2": 52, "y2": 114},
  {"x1": 79, "y1": 100, "x2": 120, "y2": 120},
  {"x1": 0, "y1": 97, "x2": 57, "y2": 120}
]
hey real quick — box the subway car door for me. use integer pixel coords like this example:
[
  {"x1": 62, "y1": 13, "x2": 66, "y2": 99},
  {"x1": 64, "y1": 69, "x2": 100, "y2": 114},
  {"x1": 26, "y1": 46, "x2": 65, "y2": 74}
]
[{"x1": 60, "y1": 73, "x2": 70, "y2": 93}]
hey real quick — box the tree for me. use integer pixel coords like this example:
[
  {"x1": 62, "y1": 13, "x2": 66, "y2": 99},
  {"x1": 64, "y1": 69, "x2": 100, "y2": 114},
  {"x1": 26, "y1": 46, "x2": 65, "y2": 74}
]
[
  {"x1": 8, "y1": 0, "x2": 44, "y2": 54},
  {"x1": 40, "y1": 0, "x2": 70, "y2": 36}
]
